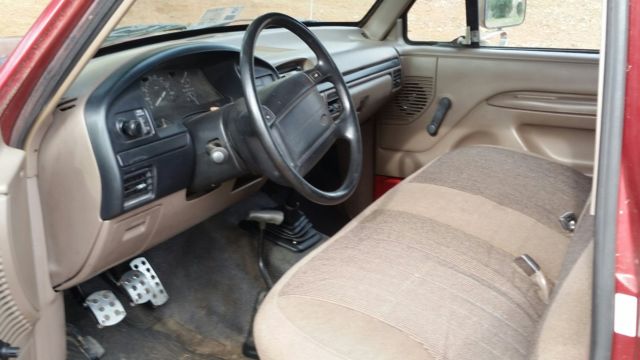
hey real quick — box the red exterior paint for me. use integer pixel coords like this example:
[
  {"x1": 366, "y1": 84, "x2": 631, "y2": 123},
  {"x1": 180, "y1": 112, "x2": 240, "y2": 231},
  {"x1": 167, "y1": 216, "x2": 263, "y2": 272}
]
[
  {"x1": 374, "y1": 175, "x2": 403, "y2": 199},
  {"x1": 613, "y1": 0, "x2": 640, "y2": 358},
  {"x1": 0, "y1": 0, "x2": 93, "y2": 144}
]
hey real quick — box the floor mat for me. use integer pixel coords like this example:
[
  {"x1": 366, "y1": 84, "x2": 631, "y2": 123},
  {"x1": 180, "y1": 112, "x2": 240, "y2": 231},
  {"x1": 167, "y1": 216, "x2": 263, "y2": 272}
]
[{"x1": 65, "y1": 193, "x2": 325, "y2": 360}]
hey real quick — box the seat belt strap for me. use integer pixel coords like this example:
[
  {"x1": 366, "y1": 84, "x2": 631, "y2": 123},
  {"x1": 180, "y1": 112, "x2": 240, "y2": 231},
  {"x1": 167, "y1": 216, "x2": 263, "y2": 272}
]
[{"x1": 514, "y1": 254, "x2": 551, "y2": 304}]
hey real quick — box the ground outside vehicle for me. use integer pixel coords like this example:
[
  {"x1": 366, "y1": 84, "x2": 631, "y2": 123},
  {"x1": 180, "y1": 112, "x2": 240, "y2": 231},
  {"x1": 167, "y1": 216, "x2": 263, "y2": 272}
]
[{"x1": 0, "y1": 0, "x2": 638, "y2": 359}]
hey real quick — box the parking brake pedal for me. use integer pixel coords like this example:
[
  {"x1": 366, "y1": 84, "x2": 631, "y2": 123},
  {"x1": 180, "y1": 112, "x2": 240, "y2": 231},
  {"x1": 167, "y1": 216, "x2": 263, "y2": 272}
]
[
  {"x1": 84, "y1": 290, "x2": 126, "y2": 328},
  {"x1": 124, "y1": 257, "x2": 169, "y2": 306}
]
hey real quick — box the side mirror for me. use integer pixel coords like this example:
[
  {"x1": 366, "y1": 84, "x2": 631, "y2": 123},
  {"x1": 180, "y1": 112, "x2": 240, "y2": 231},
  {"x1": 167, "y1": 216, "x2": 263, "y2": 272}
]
[{"x1": 479, "y1": 0, "x2": 526, "y2": 29}]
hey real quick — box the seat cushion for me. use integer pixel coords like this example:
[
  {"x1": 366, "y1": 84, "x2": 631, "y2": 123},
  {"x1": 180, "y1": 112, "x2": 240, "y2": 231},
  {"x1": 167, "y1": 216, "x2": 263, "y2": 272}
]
[{"x1": 254, "y1": 146, "x2": 591, "y2": 360}]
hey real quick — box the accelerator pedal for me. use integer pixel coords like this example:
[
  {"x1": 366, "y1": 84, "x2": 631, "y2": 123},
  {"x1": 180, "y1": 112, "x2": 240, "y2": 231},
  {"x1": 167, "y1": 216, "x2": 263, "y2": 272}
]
[
  {"x1": 84, "y1": 290, "x2": 126, "y2": 328},
  {"x1": 129, "y1": 257, "x2": 169, "y2": 306}
]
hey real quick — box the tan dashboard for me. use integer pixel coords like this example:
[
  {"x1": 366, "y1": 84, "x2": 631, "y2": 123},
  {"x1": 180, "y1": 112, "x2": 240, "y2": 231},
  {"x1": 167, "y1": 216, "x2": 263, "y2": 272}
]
[{"x1": 38, "y1": 27, "x2": 399, "y2": 289}]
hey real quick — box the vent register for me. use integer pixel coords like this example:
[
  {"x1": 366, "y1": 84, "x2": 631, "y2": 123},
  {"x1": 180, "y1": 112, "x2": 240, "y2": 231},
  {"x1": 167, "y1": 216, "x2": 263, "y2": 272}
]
[
  {"x1": 57, "y1": 99, "x2": 157, "y2": 211},
  {"x1": 122, "y1": 167, "x2": 154, "y2": 209},
  {"x1": 381, "y1": 75, "x2": 435, "y2": 123}
]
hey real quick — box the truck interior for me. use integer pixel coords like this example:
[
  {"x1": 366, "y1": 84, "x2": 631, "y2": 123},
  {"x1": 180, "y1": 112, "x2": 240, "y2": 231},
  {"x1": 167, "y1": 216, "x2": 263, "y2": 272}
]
[{"x1": 0, "y1": 0, "x2": 616, "y2": 359}]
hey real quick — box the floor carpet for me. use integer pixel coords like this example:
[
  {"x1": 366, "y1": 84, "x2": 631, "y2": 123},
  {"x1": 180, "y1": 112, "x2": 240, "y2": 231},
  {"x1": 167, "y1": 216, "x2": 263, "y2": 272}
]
[{"x1": 65, "y1": 192, "x2": 333, "y2": 360}]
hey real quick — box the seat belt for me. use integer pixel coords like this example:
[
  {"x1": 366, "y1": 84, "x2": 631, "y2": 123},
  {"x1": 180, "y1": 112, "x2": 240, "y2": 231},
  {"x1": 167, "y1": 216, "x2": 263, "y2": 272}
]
[{"x1": 514, "y1": 254, "x2": 551, "y2": 304}]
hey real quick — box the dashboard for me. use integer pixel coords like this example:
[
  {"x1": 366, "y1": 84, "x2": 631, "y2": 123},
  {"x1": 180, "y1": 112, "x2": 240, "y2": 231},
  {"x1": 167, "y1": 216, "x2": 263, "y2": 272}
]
[{"x1": 40, "y1": 29, "x2": 401, "y2": 289}]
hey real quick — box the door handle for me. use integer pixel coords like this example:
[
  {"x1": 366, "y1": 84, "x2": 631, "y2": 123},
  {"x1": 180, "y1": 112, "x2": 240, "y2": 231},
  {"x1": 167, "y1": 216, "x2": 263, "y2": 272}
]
[{"x1": 426, "y1": 97, "x2": 452, "y2": 136}]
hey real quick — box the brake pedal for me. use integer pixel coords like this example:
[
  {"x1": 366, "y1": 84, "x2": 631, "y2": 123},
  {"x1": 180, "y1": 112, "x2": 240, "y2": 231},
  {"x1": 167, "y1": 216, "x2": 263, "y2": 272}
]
[
  {"x1": 84, "y1": 290, "x2": 126, "y2": 328},
  {"x1": 129, "y1": 257, "x2": 169, "y2": 306},
  {"x1": 119, "y1": 270, "x2": 153, "y2": 305}
]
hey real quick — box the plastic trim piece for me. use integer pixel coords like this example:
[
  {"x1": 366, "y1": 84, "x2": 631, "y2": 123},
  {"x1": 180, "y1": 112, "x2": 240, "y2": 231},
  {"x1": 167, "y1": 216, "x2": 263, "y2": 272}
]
[{"x1": 84, "y1": 44, "x2": 241, "y2": 219}]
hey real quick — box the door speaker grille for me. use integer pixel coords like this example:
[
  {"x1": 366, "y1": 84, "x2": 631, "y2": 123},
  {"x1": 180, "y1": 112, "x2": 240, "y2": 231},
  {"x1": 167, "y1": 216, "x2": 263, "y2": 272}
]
[
  {"x1": 0, "y1": 255, "x2": 33, "y2": 343},
  {"x1": 381, "y1": 76, "x2": 434, "y2": 123}
]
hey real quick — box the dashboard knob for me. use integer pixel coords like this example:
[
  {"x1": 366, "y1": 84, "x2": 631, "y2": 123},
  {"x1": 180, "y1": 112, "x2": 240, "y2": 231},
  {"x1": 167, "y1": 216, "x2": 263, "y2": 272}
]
[
  {"x1": 121, "y1": 119, "x2": 143, "y2": 138},
  {"x1": 207, "y1": 145, "x2": 229, "y2": 164},
  {"x1": 210, "y1": 148, "x2": 228, "y2": 164}
]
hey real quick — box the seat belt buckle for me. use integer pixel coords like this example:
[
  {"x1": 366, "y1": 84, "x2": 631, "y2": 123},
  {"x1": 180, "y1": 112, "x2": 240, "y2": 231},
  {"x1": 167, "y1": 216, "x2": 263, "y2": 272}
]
[
  {"x1": 514, "y1": 254, "x2": 551, "y2": 304},
  {"x1": 559, "y1": 211, "x2": 577, "y2": 232}
]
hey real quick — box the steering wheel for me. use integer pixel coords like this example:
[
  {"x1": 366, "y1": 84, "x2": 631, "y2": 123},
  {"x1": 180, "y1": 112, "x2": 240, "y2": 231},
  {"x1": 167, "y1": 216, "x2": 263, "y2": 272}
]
[{"x1": 239, "y1": 13, "x2": 362, "y2": 205}]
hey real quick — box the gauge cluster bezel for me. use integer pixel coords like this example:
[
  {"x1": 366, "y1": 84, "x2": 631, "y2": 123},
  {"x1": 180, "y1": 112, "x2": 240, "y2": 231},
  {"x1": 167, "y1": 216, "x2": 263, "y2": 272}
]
[{"x1": 84, "y1": 44, "x2": 278, "y2": 219}]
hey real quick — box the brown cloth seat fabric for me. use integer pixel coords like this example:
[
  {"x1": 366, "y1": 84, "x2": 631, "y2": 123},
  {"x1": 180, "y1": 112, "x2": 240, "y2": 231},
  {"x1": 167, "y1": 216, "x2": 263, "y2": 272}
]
[{"x1": 254, "y1": 146, "x2": 593, "y2": 360}]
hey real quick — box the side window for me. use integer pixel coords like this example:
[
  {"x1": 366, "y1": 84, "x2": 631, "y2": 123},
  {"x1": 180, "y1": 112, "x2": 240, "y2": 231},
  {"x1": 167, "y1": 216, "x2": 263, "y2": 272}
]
[
  {"x1": 406, "y1": 0, "x2": 467, "y2": 43},
  {"x1": 406, "y1": 0, "x2": 602, "y2": 50}
]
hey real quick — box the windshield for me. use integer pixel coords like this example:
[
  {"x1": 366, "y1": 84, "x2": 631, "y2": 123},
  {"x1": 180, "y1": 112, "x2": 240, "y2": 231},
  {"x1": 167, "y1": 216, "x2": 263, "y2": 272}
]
[{"x1": 107, "y1": 0, "x2": 378, "y2": 45}]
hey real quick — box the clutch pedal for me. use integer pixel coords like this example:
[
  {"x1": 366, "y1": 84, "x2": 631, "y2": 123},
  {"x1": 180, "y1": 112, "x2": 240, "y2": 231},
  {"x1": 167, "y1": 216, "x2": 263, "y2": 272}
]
[
  {"x1": 129, "y1": 257, "x2": 169, "y2": 306},
  {"x1": 83, "y1": 290, "x2": 126, "y2": 328}
]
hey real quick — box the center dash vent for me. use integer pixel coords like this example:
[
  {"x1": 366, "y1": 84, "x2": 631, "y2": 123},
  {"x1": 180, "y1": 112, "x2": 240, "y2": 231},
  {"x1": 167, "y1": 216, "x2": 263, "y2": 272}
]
[
  {"x1": 380, "y1": 76, "x2": 434, "y2": 124},
  {"x1": 122, "y1": 167, "x2": 155, "y2": 209}
]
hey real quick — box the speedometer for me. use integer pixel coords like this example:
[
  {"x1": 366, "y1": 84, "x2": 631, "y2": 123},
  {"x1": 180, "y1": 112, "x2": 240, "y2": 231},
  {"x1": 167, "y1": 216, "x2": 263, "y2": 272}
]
[
  {"x1": 140, "y1": 74, "x2": 177, "y2": 109},
  {"x1": 139, "y1": 69, "x2": 223, "y2": 128}
]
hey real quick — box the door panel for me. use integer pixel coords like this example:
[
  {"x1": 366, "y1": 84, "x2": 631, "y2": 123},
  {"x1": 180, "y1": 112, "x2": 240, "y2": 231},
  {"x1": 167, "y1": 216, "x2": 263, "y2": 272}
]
[
  {"x1": 0, "y1": 145, "x2": 38, "y2": 357},
  {"x1": 376, "y1": 48, "x2": 599, "y2": 178},
  {"x1": 0, "y1": 142, "x2": 66, "y2": 360}
]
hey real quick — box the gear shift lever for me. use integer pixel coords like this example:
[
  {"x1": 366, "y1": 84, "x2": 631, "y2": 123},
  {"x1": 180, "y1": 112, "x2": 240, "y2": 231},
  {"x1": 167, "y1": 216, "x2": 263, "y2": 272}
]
[
  {"x1": 242, "y1": 210, "x2": 284, "y2": 359},
  {"x1": 247, "y1": 210, "x2": 284, "y2": 289}
]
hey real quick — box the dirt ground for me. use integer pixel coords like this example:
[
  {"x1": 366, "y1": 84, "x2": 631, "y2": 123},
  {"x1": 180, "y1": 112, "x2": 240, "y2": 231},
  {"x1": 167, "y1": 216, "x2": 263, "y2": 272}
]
[{"x1": 1, "y1": 0, "x2": 601, "y2": 49}]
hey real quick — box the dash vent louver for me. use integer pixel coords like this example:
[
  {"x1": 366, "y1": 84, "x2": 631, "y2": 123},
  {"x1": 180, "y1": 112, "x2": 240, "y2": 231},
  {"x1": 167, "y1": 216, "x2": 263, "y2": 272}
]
[
  {"x1": 0, "y1": 255, "x2": 33, "y2": 344},
  {"x1": 122, "y1": 167, "x2": 155, "y2": 208},
  {"x1": 381, "y1": 76, "x2": 434, "y2": 123}
]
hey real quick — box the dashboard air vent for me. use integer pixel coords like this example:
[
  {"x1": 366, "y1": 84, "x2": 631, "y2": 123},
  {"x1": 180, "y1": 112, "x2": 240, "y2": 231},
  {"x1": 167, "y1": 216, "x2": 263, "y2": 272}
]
[
  {"x1": 380, "y1": 76, "x2": 434, "y2": 124},
  {"x1": 122, "y1": 167, "x2": 155, "y2": 208}
]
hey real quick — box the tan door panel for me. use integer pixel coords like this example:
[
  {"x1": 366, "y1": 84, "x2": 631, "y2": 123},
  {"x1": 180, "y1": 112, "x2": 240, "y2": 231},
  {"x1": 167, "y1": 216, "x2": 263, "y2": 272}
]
[
  {"x1": 376, "y1": 52, "x2": 598, "y2": 178},
  {"x1": 0, "y1": 143, "x2": 65, "y2": 360},
  {"x1": 517, "y1": 125, "x2": 595, "y2": 174}
]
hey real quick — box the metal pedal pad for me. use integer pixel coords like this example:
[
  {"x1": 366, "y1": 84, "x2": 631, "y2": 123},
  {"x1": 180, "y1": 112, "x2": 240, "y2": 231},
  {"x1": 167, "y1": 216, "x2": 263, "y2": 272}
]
[
  {"x1": 119, "y1": 270, "x2": 153, "y2": 305},
  {"x1": 130, "y1": 257, "x2": 169, "y2": 306},
  {"x1": 84, "y1": 290, "x2": 126, "y2": 328}
]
